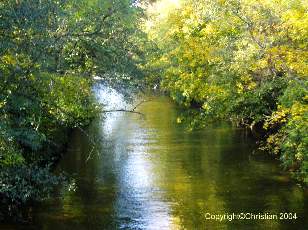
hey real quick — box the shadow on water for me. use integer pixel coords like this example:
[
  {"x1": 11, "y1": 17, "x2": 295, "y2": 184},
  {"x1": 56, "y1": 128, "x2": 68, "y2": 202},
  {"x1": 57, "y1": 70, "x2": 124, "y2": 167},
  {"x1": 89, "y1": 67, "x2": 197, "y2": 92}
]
[{"x1": 2, "y1": 85, "x2": 308, "y2": 229}]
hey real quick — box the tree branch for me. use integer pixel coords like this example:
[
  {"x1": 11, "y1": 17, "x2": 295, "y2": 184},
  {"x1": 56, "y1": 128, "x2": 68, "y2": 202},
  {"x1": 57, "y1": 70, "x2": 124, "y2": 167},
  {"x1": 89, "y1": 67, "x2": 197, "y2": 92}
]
[
  {"x1": 101, "y1": 109, "x2": 144, "y2": 116},
  {"x1": 100, "y1": 99, "x2": 151, "y2": 116}
]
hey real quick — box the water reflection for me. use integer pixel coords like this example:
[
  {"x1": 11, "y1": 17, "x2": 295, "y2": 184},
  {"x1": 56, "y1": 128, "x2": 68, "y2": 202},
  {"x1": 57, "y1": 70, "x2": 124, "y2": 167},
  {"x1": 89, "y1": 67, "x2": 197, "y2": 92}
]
[
  {"x1": 94, "y1": 85, "x2": 175, "y2": 229},
  {"x1": 4, "y1": 86, "x2": 308, "y2": 229}
]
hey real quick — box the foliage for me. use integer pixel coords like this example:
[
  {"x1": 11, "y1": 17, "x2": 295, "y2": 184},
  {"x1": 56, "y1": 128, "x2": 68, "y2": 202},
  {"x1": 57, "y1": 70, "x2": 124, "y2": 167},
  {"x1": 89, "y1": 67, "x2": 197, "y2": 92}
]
[
  {"x1": 143, "y1": 0, "x2": 308, "y2": 183},
  {"x1": 0, "y1": 0, "x2": 144, "y2": 220},
  {"x1": 0, "y1": 164, "x2": 63, "y2": 221},
  {"x1": 263, "y1": 81, "x2": 308, "y2": 182}
]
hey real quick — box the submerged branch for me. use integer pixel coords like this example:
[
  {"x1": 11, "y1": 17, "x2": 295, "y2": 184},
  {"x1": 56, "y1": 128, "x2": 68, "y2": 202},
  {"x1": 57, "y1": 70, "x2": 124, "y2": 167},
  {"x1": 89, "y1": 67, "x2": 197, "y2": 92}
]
[
  {"x1": 76, "y1": 126, "x2": 99, "y2": 163},
  {"x1": 100, "y1": 99, "x2": 151, "y2": 116},
  {"x1": 101, "y1": 109, "x2": 144, "y2": 116},
  {"x1": 82, "y1": 100, "x2": 150, "y2": 161}
]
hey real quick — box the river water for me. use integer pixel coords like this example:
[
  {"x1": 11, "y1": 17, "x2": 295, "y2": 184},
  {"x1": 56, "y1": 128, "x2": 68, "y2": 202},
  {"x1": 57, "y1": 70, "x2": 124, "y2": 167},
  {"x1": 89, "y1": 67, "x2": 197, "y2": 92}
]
[{"x1": 3, "y1": 85, "x2": 308, "y2": 229}]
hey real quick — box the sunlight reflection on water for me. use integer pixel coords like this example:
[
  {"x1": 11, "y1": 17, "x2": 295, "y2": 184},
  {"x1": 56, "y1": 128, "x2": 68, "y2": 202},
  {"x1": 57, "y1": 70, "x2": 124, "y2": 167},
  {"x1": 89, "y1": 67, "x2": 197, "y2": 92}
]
[
  {"x1": 94, "y1": 85, "x2": 176, "y2": 229},
  {"x1": 94, "y1": 84, "x2": 129, "y2": 137},
  {"x1": 3, "y1": 84, "x2": 307, "y2": 230}
]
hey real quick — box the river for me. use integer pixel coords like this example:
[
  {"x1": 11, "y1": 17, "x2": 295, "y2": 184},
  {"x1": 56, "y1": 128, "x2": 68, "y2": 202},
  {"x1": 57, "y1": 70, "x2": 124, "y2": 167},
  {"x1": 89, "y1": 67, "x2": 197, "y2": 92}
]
[{"x1": 3, "y1": 85, "x2": 308, "y2": 229}]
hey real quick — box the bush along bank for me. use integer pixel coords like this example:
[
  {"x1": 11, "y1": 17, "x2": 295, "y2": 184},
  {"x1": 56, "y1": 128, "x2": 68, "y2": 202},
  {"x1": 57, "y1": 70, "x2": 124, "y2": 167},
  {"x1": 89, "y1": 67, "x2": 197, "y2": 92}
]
[{"x1": 0, "y1": 74, "x2": 98, "y2": 221}]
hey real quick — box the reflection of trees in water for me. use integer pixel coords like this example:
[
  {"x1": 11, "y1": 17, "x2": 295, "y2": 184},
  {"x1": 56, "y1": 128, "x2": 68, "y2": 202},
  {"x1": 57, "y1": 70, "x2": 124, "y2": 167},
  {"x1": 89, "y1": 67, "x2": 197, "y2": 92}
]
[{"x1": 29, "y1": 93, "x2": 308, "y2": 229}]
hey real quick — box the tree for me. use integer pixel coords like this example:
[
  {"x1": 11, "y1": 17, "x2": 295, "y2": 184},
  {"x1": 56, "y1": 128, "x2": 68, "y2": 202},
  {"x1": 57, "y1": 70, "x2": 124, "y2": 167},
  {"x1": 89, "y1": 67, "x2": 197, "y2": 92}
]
[
  {"x1": 143, "y1": 0, "x2": 308, "y2": 183},
  {"x1": 0, "y1": 0, "x2": 145, "y2": 220}
]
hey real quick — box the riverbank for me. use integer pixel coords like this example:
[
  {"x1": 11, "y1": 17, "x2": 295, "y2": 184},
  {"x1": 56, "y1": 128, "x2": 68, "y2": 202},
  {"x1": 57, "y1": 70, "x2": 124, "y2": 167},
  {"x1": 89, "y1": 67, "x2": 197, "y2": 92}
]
[
  {"x1": 1, "y1": 88, "x2": 307, "y2": 229},
  {"x1": 0, "y1": 75, "x2": 98, "y2": 222},
  {"x1": 143, "y1": 0, "x2": 308, "y2": 185},
  {"x1": 0, "y1": 0, "x2": 143, "y2": 224}
]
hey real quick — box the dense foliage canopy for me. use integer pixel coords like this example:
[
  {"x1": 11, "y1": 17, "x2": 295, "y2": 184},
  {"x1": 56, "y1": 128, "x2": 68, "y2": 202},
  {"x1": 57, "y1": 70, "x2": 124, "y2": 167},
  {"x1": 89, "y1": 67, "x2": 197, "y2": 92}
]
[
  {"x1": 0, "y1": 0, "x2": 143, "y2": 220},
  {"x1": 143, "y1": 0, "x2": 308, "y2": 183}
]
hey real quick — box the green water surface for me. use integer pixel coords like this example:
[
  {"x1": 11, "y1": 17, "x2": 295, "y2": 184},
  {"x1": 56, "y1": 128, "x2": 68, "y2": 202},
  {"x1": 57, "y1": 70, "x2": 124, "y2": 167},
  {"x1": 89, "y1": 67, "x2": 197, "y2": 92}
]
[{"x1": 2, "y1": 87, "x2": 308, "y2": 230}]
